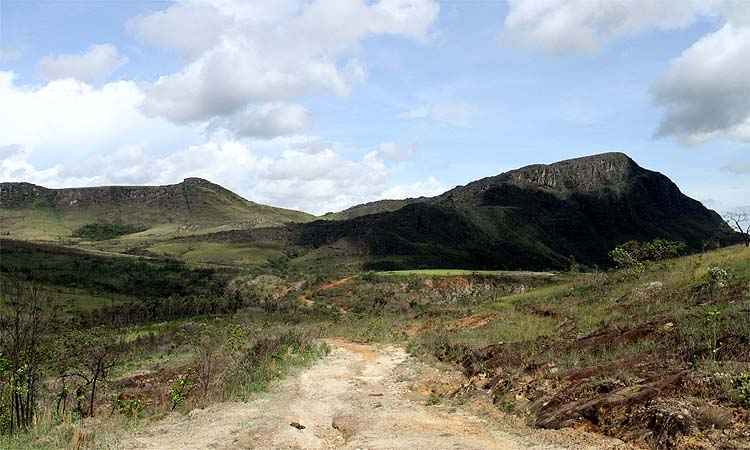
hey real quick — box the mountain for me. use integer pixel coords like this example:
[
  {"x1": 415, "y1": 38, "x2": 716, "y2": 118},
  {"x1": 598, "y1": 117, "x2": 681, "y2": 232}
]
[
  {"x1": 320, "y1": 198, "x2": 428, "y2": 221},
  {"x1": 286, "y1": 153, "x2": 733, "y2": 270},
  {"x1": 0, "y1": 178, "x2": 313, "y2": 240}
]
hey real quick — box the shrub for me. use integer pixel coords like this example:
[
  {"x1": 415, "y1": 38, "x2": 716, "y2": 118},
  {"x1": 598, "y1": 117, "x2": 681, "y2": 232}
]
[
  {"x1": 640, "y1": 239, "x2": 687, "y2": 261},
  {"x1": 609, "y1": 239, "x2": 687, "y2": 274},
  {"x1": 72, "y1": 223, "x2": 147, "y2": 241},
  {"x1": 113, "y1": 396, "x2": 144, "y2": 418},
  {"x1": 169, "y1": 374, "x2": 192, "y2": 410},
  {"x1": 734, "y1": 372, "x2": 750, "y2": 408},
  {"x1": 225, "y1": 275, "x2": 294, "y2": 313},
  {"x1": 696, "y1": 406, "x2": 732, "y2": 430},
  {"x1": 705, "y1": 267, "x2": 731, "y2": 290},
  {"x1": 223, "y1": 330, "x2": 327, "y2": 399}
]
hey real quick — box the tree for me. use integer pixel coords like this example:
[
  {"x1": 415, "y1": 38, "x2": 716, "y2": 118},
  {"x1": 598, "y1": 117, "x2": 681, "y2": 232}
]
[
  {"x1": 0, "y1": 282, "x2": 52, "y2": 434},
  {"x1": 57, "y1": 329, "x2": 121, "y2": 418},
  {"x1": 725, "y1": 209, "x2": 750, "y2": 247}
]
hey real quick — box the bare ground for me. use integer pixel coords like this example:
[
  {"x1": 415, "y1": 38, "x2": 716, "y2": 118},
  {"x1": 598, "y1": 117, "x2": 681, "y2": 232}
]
[{"x1": 121, "y1": 340, "x2": 631, "y2": 450}]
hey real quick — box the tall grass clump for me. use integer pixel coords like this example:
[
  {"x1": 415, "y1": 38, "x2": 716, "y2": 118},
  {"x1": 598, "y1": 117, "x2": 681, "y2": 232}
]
[{"x1": 222, "y1": 330, "x2": 328, "y2": 400}]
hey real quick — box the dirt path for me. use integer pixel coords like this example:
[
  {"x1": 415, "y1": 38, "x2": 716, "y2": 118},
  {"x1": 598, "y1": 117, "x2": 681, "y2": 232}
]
[{"x1": 122, "y1": 341, "x2": 628, "y2": 450}]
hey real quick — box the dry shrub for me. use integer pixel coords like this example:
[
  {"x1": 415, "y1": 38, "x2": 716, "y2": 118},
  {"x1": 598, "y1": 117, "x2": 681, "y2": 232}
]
[{"x1": 695, "y1": 405, "x2": 732, "y2": 430}]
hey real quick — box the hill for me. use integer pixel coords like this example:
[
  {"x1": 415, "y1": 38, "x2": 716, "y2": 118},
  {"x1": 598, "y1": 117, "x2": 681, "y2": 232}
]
[
  {"x1": 320, "y1": 198, "x2": 427, "y2": 221},
  {"x1": 286, "y1": 153, "x2": 734, "y2": 270},
  {"x1": 0, "y1": 177, "x2": 313, "y2": 240}
]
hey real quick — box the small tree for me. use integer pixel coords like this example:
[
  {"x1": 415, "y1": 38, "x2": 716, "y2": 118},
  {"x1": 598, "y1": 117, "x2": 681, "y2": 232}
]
[
  {"x1": 724, "y1": 209, "x2": 750, "y2": 247},
  {"x1": 0, "y1": 282, "x2": 51, "y2": 434},
  {"x1": 57, "y1": 329, "x2": 120, "y2": 418}
]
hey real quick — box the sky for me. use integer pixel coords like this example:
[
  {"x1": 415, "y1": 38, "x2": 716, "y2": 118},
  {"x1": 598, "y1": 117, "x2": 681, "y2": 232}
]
[{"x1": 0, "y1": 0, "x2": 748, "y2": 215}]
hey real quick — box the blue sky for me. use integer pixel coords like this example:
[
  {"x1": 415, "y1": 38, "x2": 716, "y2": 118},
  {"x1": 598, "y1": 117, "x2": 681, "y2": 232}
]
[{"x1": 0, "y1": 0, "x2": 748, "y2": 214}]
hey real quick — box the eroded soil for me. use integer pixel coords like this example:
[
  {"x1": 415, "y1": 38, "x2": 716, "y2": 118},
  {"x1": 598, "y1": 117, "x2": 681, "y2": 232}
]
[{"x1": 122, "y1": 340, "x2": 629, "y2": 449}]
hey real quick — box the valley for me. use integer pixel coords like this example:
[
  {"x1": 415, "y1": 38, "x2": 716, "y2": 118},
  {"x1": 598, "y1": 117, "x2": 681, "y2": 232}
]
[{"x1": 1, "y1": 153, "x2": 748, "y2": 449}]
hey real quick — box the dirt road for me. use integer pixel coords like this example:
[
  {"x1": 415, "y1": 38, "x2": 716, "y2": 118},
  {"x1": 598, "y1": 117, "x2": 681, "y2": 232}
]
[{"x1": 123, "y1": 340, "x2": 628, "y2": 449}]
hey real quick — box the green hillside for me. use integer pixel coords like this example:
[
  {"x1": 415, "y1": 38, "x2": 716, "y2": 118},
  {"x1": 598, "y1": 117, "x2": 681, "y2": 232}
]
[
  {"x1": 280, "y1": 153, "x2": 736, "y2": 271},
  {"x1": 0, "y1": 178, "x2": 313, "y2": 241}
]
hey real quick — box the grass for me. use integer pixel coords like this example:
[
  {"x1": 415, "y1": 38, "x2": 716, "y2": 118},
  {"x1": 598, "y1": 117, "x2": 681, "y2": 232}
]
[
  {"x1": 0, "y1": 208, "x2": 86, "y2": 241},
  {"x1": 147, "y1": 241, "x2": 283, "y2": 267},
  {"x1": 72, "y1": 223, "x2": 148, "y2": 241},
  {"x1": 376, "y1": 269, "x2": 557, "y2": 277},
  {"x1": 0, "y1": 315, "x2": 329, "y2": 449},
  {"x1": 223, "y1": 330, "x2": 330, "y2": 400},
  {"x1": 2, "y1": 242, "x2": 748, "y2": 449},
  {"x1": 0, "y1": 239, "x2": 226, "y2": 299}
]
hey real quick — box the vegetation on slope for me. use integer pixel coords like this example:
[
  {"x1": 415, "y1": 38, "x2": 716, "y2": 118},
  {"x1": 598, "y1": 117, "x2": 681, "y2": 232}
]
[
  {"x1": 219, "y1": 153, "x2": 736, "y2": 272},
  {"x1": 71, "y1": 223, "x2": 147, "y2": 241},
  {"x1": 0, "y1": 178, "x2": 314, "y2": 241},
  {"x1": 1, "y1": 234, "x2": 748, "y2": 448},
  {"x1": 0, "y1": 239, "x2": 226, "y2": 298}
]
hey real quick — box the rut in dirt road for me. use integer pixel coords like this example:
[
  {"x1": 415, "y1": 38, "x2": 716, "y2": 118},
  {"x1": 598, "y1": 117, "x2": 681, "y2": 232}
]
[{"x1": 123, "y1": 340, "x2": 628, "y2": 450}]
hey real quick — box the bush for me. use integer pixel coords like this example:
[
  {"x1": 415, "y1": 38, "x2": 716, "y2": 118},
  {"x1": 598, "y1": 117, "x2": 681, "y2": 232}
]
[
  {"x1": 72, "y1": 223, "x2": 147, "y2": 241},
  {"x1": 169, "y1": 374, "x2": 192, "y2": 410},
  {"x1": 223, "y1": 330, "x2": 327, "y2": 399},
  {"x1": 705, "y1": 267, "x2": 731, "y2": 290},
  {"x1": 609, "y1": 239, "x2": 687, "y2": 273},
  {"x1": 734, "y1": 372, "x2": 750, "y2": 408}
]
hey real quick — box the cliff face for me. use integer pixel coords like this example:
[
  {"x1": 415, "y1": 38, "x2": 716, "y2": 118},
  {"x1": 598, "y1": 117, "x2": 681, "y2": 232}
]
[
  {"x1": 505, "y1": 152, "x2": 638, "y2": 194},
  {"x1": 2, "y1": 178, "x2": 224, "y2": 212},
  {"x1": 292, "y1": 153, "x2": 733, "y2": 270}
]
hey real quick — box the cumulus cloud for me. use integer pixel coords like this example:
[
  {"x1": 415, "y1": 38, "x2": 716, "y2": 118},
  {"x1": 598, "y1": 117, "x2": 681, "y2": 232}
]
[
  {"x1": 212, "y1": 103, "x2": 311, "y2": 139},
  {"x1": 373, "y1": 142, "x2": 416, "y2": 161},
  {"x1": 130, "y1": 0, "x2": 439, "y2": 124},
  {"x1": 2, "y1": 136, "x2": 440, "y2": 214},
  {"x1": 1, "y1": 145, "x2": 65, "y2": 185},
  {"x1": 399, "y1": 101, "x2": 473, "y2": 127},
  {"x1": 380, "y1": 176, "x2": 444, "y2": 199},
  {"x1": 127, "y1": 2, "x2": 228, "y2": 59},
  {"x1": 502, "y1": 1, "x2": 750, "y2": 143},
  {"x1": 0, "y1": 71, "x2": 173, "y2": 155},
  {"x1": 0, "y1": 66, "x2": 441, "y2": 213},
  {"x1": 652, "y1": 22, "x2": 750, "y2": 143},
  {"x1": 502, "y1": 0, "x2": 723, "y2": 53},
  {"x1": 39, "y1": 44, "x2": 128, "y2": 82}
]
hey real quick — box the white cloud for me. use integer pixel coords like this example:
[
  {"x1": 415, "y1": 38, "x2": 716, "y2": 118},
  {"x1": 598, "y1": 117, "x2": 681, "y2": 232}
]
[
  {"x1": 503, "y1": 1, "x2": 750, "y2": 143},
  {"x1": 0, "y1": 68, "x2": 439, "y2": 213},
  {"x1": 0, "y1": 71, "x2": 199, "y2": 169},
  {"x1": 652, "y1": 23, "x2": 750, "y2": 143},
  {"x1": 130, "y1": 0, "x2": 439, "y2": 124},
  {"x1": 1, "y1": 145, "x2": 65, "y2": 185},
  {"x1": 502, "y1": 0, "x2": 723, "y2": 53},
  {"x1": 380, "y1": 176, "x2": 444, "y2": 199},
  {"x1": 212, "y1": 103, "x2": 311, "y2": 139},
  {"x1": 373, "y1": 142, "x2": 416, "y2": 161},
  {"x1": 127, "y1": 2, "x2": 229, "y2": 59},
  {"x1": 399, "y1": 101, "x2": 473, "y2": 127},
  {"x1": 1, "y1": 135, "x2": 437, "y2": 214},
  {"x1": 39, "y1": 44, "x2": 128, "y2": 82}
]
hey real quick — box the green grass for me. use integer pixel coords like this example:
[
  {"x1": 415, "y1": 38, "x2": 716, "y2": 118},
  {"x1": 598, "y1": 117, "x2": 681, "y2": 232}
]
[
  {"x1": 72, "y1": 223, "x2": 147, "y2": 241},
  {"x1": 375, "y1": 269, "x2": 557, "y2": 277},
  {"x1": 0, "y1": 239, "x2": 226, "y2": 299},
  {"x1": 223, "y1": 330, "x2": 330, "y2": 400},
  {"x1": 0, "y1": 208, "x2": 87, "y2": 240},
  {"x1": 2, "y1": 242, "x2": 748, "y2": 449},
  {"x1": 147, "y1": 241, "x2": 283, "y2": 267}
]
